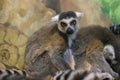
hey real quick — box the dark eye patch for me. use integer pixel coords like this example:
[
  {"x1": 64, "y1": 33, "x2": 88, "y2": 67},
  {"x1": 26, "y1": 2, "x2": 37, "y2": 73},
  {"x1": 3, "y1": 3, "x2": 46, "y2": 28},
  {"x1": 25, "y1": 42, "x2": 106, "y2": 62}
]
[
  {"x1": 61, "y1": 22, "x2": 67, "y2": 28},
  {"x1": 70, "y1": 20, "x2": 76, "y2": 26}
]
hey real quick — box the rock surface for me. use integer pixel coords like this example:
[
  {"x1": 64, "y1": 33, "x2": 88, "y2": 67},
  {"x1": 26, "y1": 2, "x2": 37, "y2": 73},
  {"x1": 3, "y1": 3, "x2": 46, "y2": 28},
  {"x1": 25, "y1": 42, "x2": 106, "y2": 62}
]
[
  {"x1": 0, "y1": 24, "x2": 27, "y2": 69},
  {"x1": 0, "y1": 0, "x2": 55, "y2": 36}
]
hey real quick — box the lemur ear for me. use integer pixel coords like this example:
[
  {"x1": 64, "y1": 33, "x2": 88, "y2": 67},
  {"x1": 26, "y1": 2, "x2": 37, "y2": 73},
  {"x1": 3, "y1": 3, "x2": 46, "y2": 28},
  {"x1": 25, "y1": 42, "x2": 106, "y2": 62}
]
[
  {"x1": 75, "y1": 11, "x2": 84, "y2": 18},
  {"x1": 51, "y1": 15, "x2": 59, "y2": 21}
]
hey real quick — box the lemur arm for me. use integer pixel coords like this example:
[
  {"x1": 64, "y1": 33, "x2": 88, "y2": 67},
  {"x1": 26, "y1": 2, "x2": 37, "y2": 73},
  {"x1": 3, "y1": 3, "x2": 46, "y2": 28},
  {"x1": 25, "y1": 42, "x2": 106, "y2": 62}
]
[
  {"x1": 50, "y1": 53, "x2": 71, "y2": 70},
  {"x1": 64, "y1": 49, "x2": 75, "y2": 70}
]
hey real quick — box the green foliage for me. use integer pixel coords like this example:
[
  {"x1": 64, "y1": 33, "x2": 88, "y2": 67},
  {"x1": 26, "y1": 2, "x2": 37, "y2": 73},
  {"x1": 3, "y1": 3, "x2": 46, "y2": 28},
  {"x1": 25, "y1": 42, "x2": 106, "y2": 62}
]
[{"x1": 92, "y1": 0, "x2": 120, "y2": 24}]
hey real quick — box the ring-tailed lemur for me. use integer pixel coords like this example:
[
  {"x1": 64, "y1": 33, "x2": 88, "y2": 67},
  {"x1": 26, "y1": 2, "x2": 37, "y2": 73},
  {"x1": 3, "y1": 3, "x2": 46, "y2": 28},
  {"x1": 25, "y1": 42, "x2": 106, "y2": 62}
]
[
  {"x1": 51, "y1": 70, "x2": 114, "y2": 80},
  {"x1": 52, "y1": 12, "x2": 117, "y2": 71},
  {"x1": 52, "y1": 11, "x2": 84, "y2": 70},
  {"x1": 0, "y1": 69, "x2": 29, "y2": 80},
  {"x1": 24, "y1": 11, "x2": 119, "y2": 80}
]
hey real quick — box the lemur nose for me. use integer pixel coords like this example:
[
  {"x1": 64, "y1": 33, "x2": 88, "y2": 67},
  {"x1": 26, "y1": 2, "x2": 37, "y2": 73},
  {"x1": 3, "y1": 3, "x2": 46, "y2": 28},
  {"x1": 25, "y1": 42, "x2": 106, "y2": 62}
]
[{"x1": 66, "y1": 28, "x2": 74, "y2": 34}]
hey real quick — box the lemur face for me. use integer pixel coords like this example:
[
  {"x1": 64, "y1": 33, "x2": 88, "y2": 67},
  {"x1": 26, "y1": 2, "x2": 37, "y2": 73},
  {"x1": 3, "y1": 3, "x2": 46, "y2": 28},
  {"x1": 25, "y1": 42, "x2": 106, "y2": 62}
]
[
  {"x1": 52, "y1": 11, "x2": 83, "y2": 35},
  {"x1": 103, "y1": 45, "x2": 115, "y2": 60},
  {"x1": 58, "y1": 17, "x2": 79, "y2": 35}
]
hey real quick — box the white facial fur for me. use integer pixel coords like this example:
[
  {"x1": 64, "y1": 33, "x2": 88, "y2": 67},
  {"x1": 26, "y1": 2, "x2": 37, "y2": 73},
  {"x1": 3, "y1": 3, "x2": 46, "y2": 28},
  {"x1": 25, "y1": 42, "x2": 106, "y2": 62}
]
[
  {"x1": 103, "y1": 44, "x2": 115, "y2": 60},
  {"x1": 51, "y1": 11, "x2": 83, "y2": 35},
  {"x1": 58, "y1": 17, "x2": 80, "y2": 34}
]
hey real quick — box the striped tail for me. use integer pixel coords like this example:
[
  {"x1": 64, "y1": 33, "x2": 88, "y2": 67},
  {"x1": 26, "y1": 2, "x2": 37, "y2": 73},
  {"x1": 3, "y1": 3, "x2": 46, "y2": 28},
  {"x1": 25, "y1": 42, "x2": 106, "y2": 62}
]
[
  {"x1": 51, "y1": 70, "x2": 114, "y2": 80},
  {"x1": 0, "y1": 69, "x2": 29, "y2": 80}
]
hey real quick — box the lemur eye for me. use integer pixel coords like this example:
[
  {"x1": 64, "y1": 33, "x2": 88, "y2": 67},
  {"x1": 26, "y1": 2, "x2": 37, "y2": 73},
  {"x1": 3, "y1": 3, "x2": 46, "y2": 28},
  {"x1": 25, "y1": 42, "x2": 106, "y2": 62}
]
[
  {"x1": 61, "y1": 22, "x2": 67, "y2": 28},
  {"x1": 70, "y1": 20, "x2": 76, "y2": 25}
]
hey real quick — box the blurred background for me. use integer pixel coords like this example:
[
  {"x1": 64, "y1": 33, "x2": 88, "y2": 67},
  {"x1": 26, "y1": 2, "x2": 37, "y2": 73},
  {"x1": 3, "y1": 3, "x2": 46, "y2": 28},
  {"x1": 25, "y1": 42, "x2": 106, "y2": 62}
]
[{"x1": 0, "y1": 0, "x2": 120, "y2": 70}]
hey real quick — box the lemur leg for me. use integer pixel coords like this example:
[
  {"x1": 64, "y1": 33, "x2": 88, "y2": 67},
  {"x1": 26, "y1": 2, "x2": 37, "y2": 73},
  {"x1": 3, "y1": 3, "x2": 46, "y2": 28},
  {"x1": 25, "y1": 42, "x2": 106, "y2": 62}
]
[
  {"x1": 50, "y1": 53, "x2": 72, "y2": 70},
  {"x1": 88, "y1": 50, "x2": 119, "y2": 79}
]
